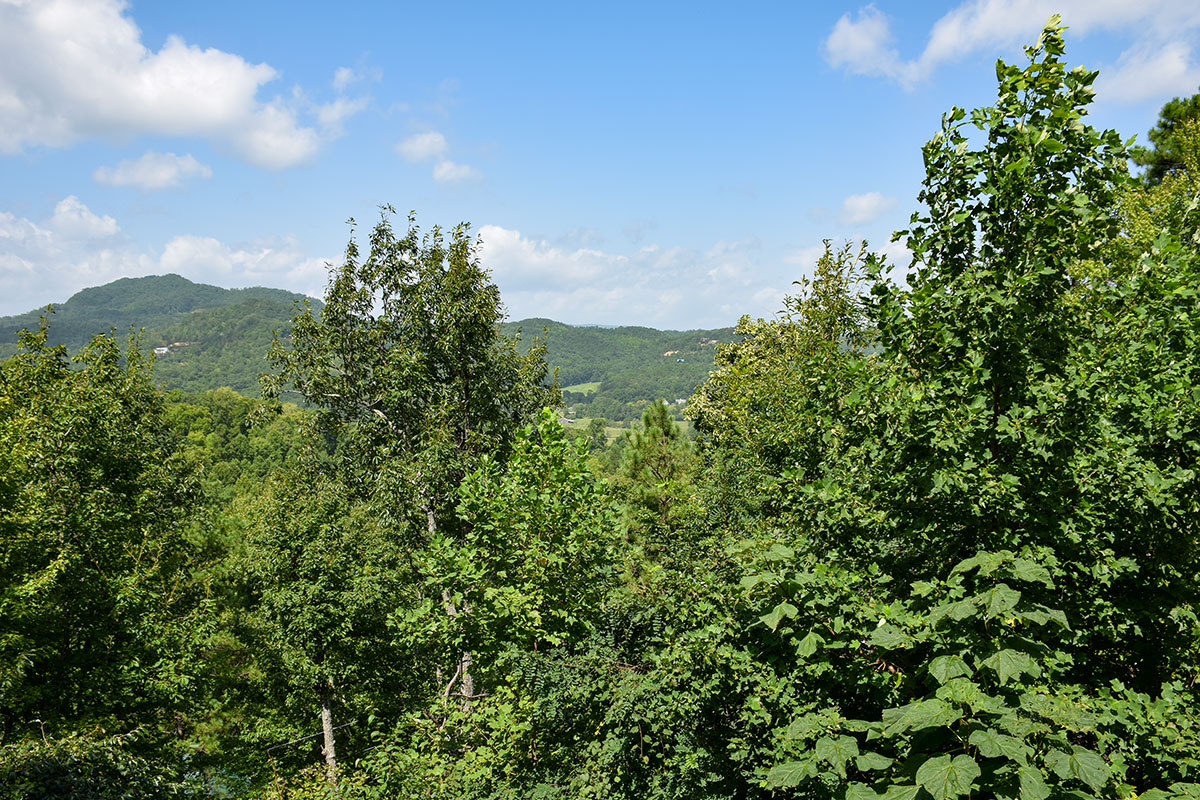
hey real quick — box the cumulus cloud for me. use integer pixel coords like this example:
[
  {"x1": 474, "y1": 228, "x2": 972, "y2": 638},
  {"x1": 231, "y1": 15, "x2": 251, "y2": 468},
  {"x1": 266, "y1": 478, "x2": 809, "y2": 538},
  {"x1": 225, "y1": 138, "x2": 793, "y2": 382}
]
[
  {"x1": 838, "y1": 192, "x2": 897, "y2": 225},
  {"x1": 93, "y1": 151, "x2": 212, "y2": 190},
  {"x1": 432, "y1": 159, "x2": 481, "y2": 182},
  {"x1": 159, "y1": 234, "x2": 330, "y2": 292},
  {"x1": 477, "y1": 225, "x2": 616, "y2": 290},
  {"x1": 1099, "y1": 41, "x2": 1200, "y2": 103},
  {"x1": 824, "y1": 1, "x2": 1200, "y2": 101},
  {"x1": 478, "y1": 226, "x2": 789, "y2": 328},
  {"x1": 0, "y1": 197, "x2": 331, "y2": 316},
  {"x1": 397, "y1": 131, "x2": 448, "y2": 161},
  {"x1": 0, "y1": 0, "x2": 362, "y2": 167},
  {"x1": 397, "y1": 132, "x2": 482, "y2": 182},
  {"x1": 824, "y1": 5, "x2": 915, "y2": 85}
]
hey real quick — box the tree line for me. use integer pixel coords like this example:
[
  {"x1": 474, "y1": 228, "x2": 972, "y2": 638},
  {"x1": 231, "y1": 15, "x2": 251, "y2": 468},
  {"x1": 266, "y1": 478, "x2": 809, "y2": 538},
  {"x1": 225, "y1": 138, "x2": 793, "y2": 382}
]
[{"x1": 3, "y1": 21, "x2": 1200, "y2": 799}]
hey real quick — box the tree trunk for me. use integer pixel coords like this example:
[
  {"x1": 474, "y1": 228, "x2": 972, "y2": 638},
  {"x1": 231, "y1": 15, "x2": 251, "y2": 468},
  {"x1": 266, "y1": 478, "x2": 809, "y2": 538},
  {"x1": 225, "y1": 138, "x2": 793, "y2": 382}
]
[
  {"x1": 441, "y1": 587, "x2": 476, "y2": 712},
  {"x1": 318, "y1": 679, "x2": 337, "y2": 785},
  {"x1": 428, "y1": 502, "x2": 476, "y2": 711}
]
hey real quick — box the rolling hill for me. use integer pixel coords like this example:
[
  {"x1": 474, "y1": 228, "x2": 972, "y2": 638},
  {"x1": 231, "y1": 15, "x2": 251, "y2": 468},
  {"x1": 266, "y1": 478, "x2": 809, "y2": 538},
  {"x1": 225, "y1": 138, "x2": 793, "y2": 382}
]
[{"x1": 0, "y1": 276, "x2": 733, "y2": 420}]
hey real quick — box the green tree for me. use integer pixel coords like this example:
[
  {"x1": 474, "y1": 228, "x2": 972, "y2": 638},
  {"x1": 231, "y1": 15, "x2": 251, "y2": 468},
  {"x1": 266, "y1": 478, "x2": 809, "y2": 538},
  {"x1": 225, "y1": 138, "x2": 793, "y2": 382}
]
[
  {"x1": 239, "y1": 462, "x2": 409, "y2": 784},
  {"x1": 0, "y1": 325, "x2": 202, "y2": 772},
  {"x1": 263, "y1": 208, "x2": 556, "y2": 536},
  {"x1": 257, "y1": 209, "x2": 558, "y2": 782},
  {"x1": 743, "y1": 20, "x2": 1200, "y2": 798},
  {"x1": 1130, "y1": 90, "x2": 1200, "y2": 184},
  {"x1": 585, "y1": 416, "x2": 608, "y2": 452},
  {"x1": 618, "y1": 400, "x2": 696, "y2": 555}
]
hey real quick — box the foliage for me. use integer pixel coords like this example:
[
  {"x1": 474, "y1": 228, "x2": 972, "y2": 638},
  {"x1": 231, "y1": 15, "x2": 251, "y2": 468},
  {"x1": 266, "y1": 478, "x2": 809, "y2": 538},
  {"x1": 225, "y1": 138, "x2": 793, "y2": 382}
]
[
  {"x1": 164, "y1": 387, "x2": 309, "y2": 504},
  {"x1": 263, "y1": 208, "x2": 557, "y2": 530},
  {"x1": 715, "y1": 19, "x2": 1200, "y2": 798},
  {"x1": 688, "y1": 241, "x2": 872, "y2": 537},
  {"x1": 0, "y1": 324, "x2": 202, "y2": 744},
  {"x1": 504, "y1": 318, "x2": 732, "y2": 422},
  {"x1": 616, "y1": 400, "x2": 697, "y2": 555},
  {"x1": 1118, "y1": 119, "x2": 1200, "y2": 258},
  {"x1": 0, "y1": 732, "x2": 209, "y2": 800},
  {"x1": 0, "y1": 275, "x2": 314, "y2": 397},
  {"x1": 236, "y1": 462, "x2": 413, "y2": 776},
  {"x1": 1130, "y1": 91, "x2": 1200, "y2": 185},
  {"x1": 3, "y1": 22, "x2": 1200, "y2": 800}
]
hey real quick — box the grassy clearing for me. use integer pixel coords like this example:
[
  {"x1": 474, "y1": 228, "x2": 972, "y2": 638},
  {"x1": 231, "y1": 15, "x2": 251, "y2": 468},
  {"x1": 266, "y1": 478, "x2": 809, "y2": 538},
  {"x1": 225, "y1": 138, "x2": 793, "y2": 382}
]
[{"x1": 562, "y1": 381, "x2": 601, "y2": 395}]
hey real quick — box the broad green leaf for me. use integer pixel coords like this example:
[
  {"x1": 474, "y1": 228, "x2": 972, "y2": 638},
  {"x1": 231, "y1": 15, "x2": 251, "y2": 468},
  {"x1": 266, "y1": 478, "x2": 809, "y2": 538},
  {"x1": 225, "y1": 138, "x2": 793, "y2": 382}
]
[
  {"x1": 916, "y1": 754, "x2": 981, "y2": 800},
  {"x1": 1010, "y1": 558, "x2": 1054, "y2": 587},
  {"x1": 969, "y1": 728, "x2": 1029, "y2": 763},
  {"x1": 980, "y1": 648, "x2": 1041, "y2": 684},
  {"x1": 946, "y1": 598, "x2": 980, "y2": 621},
  {"x1": 766, "y1": 543, "x2": 795, "y2": 561},
  {"x1": 881, "y1": 785, "x2": 922, "y2": 800},
  {"x1": 882, "y1": 698, "x2": 962, "y2": 735},
  {"x1": 856, "y1": 751, "x2": 894, "y2": 771},
  {"x1": 846, "y1": 786, "x2": 882, "y2": 800},
  {"x1": 1137, "y1": 791, "x2": 1170, "y2": 800},
  {"x1": 798, "y1": 630, "x2": 825, "y2": 657},
  {"x1": 1044, "y1": 746, "x2": 1111, "y2": 791},
  {"x1": 760, "y1": 601, "x2": 798, "y2": 631},
  {"x1": 980, "y1": 583, "x2": 1021, "y2": 617},
  {"x1": 1018, "y1": 765, "x2": 1051, "y2": 800},
  {"x1": 766, "y1": 760, "x2": 812, "y2": 788},
  {"x1": 928, "y1": 654, "x2": 972, "y2": 683},
  {"x1": 815, "y1": 735, "x2": 860, "y2": 777},
  {"x1": 870, "y1": 623, "x2": 911, "y2": 649}
]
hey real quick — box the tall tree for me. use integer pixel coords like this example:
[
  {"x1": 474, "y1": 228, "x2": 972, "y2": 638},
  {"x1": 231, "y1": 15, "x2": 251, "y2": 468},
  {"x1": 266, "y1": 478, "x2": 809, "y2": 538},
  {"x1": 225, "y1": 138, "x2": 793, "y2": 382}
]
[
  {"x1": 258, "y1": 209, "x2": 558, "y2": 780},
  {"x1": 1130, "y1": 90, "x2": 1200, "y2": 185},
  {"x1": 0, "y1": 324, "x2": 200, "y2": 746}
]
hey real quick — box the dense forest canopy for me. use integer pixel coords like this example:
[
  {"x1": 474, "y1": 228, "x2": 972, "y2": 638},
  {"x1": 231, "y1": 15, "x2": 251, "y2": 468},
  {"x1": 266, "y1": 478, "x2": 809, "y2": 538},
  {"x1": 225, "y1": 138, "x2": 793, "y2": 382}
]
[{"x1": 3, "y1": 21, "x2": 1200, "y2": 800}]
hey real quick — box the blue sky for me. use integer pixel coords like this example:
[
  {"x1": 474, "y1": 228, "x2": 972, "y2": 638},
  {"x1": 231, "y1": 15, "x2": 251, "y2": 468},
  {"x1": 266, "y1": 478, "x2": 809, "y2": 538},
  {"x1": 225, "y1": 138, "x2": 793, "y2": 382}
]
[{"x1": 2, "y1": 1, "x2": 1199, "y2": 328}]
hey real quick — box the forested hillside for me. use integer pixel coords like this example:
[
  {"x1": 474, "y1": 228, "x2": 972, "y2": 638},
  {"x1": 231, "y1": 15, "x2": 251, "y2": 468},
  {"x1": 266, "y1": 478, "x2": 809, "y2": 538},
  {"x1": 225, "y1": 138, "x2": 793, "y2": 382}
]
[
  {"x1": 501, "y1": 318, "x2": 732, "y2": 421},
  {"x1": 4, "y1": 23, "x2": 1200, "y2": 800},
  {"x1": 0, "y1": 276, "x2": 730, "y2": 420},
  {"x1": 0, "y1": 275, "x2": 317, "y2": 396}
]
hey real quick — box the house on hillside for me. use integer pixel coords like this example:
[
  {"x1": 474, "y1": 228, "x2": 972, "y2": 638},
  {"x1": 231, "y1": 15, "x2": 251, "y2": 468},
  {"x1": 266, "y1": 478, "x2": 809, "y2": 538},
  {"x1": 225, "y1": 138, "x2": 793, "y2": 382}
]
[{"x1": 153, "y1": 346, "x2": 170, "y2": 356}]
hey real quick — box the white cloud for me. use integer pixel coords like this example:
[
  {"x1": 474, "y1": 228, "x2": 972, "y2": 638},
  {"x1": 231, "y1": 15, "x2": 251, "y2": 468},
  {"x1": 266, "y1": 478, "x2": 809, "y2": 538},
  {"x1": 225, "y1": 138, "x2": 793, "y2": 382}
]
[
  {"x1": 333, "y1": 66, "x2": 356, "y2": 91},
  {"x1": 477, "y1": 225, "x2": 616, "y2": 290},
  {"x1": 824, "y1": 5, "x2": 915, "y2": 85},
  {"x1": 824, "y1": 1, "x2": 1200, "y2": 101},
  {"x1": 432, "y1": 159, "x2": 481, "y2": 182},
  {"x1": 784, "y1": 243, "x2": 827, "y2": 267},
  {"x1": 159, "y1": 233, "x2": 330, "y2": 293},
  {"x1": 0, "y1": 197, "x2": 331, "y2": 316},
  {"x1": 315, "y1": 96, "x2": 370, "y2": 138},
  {"x1": 838, "y1": 192, "x2": 897, "y2": 225},
  {"x1": 397, "y1": 131, "x2": 447, "y2": 161},
  {"x1": 50, "y1": 196, "x2": 120, "y2": 238},
  {"x1": 0, "y1": 0, "x2": 350, "y2": 168},
  {"x1": 93, "y1": 151, "x2": 212, "y2": 190},
  {"x1": 1100, "y1": 41, "x2": 1200, "y2": 103},
  {"x1": 478, "y1": 225, "x2": 792, "y2": 328}
]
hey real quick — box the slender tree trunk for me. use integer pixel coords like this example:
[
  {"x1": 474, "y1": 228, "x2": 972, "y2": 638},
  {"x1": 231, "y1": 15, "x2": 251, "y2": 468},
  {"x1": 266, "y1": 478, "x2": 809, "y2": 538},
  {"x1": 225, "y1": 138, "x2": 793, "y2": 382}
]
[
  {"x1": 426, "y1": 501, "x2": 477, "y2": 711},
  {"x1": 318, "y1": 679, "x2": 337, "y2": 785},
  {"x1": 441, "y1": 587, "x2": 476, "y2": 711}
]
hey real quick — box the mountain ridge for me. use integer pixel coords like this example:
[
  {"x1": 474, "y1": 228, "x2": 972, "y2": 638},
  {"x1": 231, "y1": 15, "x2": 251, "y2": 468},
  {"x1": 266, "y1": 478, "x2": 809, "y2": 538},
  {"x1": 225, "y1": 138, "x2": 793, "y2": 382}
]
[{"x1": 1, "y1": 275, "x2": 733, "y2": 420}]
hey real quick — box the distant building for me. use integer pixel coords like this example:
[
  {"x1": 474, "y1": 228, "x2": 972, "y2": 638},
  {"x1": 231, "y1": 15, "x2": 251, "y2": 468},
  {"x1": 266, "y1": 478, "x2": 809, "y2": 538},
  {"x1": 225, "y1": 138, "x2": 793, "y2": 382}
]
[{"x1": 153, "y1": 346, "x2": 170, "y2": 356}]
